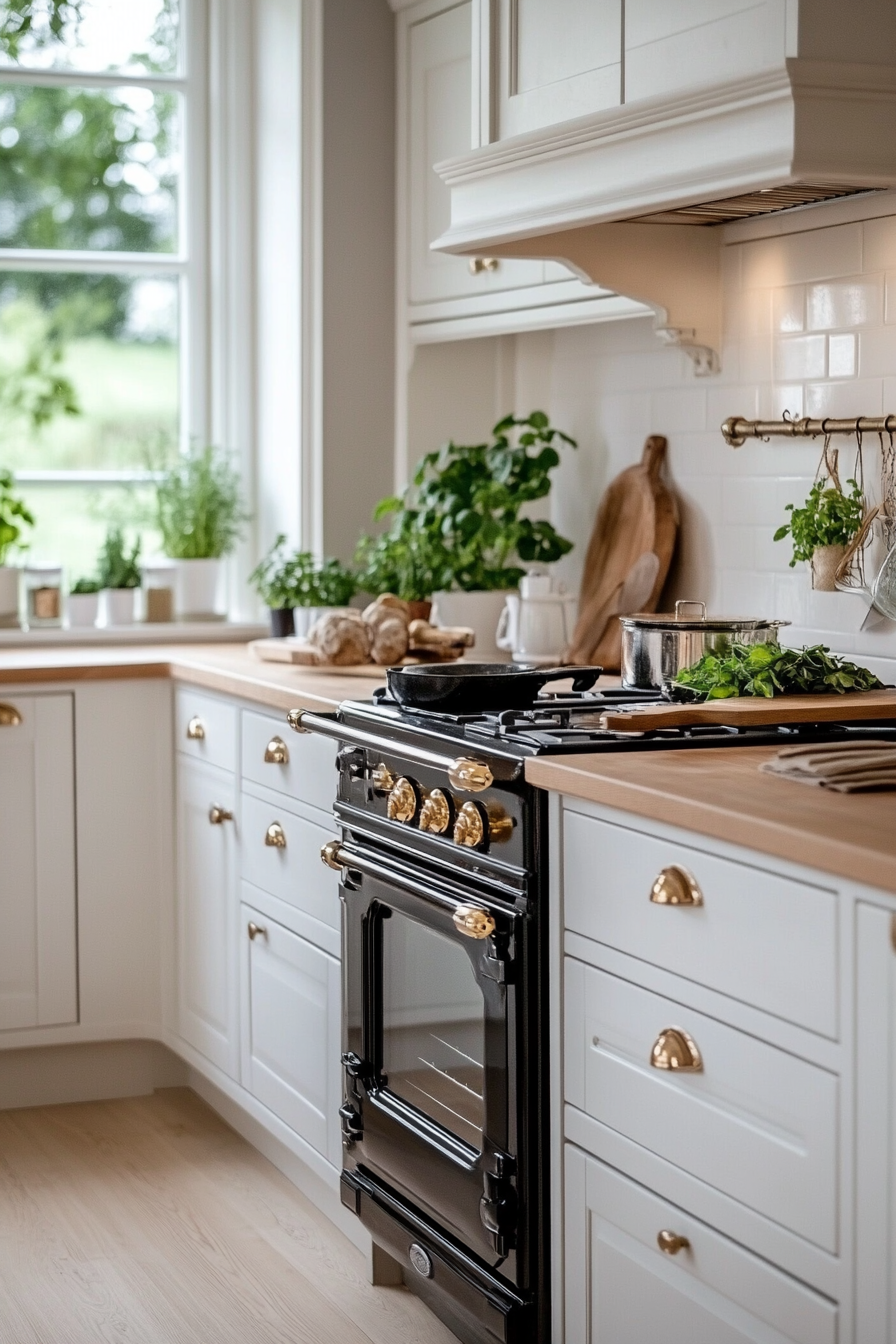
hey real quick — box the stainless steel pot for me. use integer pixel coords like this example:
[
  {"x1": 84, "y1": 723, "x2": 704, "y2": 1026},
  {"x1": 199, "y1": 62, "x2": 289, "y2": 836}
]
[{"x1": 620, "y1": 600, "x2": 789, "y2": 692}]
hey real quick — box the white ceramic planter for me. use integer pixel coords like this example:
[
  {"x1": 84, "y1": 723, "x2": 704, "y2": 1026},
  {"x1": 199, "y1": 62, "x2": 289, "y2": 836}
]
[
  {"x1": 175, "y1": 558, "x2": 225, "y2": 620},
  {"x1": 431, "y1": 589, "x2": 516, "y2": 661},
  {"x1": 0, "y1": 565, "x2": 20, "y2": 628},
  {"x1": 101, "y1": 587, "x2": 137, "y2": 626},
  {"x1": 67, "y1": 592, "x2": 100, "y2": 628}
]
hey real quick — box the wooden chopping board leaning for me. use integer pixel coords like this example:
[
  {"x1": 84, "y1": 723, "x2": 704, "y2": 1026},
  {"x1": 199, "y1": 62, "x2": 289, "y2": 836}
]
[{"x1": 567, "y1": 435, "x2": 679, "y2": 671}]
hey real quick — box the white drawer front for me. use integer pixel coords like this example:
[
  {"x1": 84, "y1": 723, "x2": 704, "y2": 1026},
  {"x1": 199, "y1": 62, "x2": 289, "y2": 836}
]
[
  {"x1": 565, "y1": 1144, "x2": 837, "y2": 1344},
  {"x1": 565, "y1": 959, "x2": 838, "y2": 1252},
  {"x1": 241, "y1": 708, "x2": 337, "y2": 814},
  {"x1": 240, "y1": 789, "x2": 339, "y2": 932},
  {"x1": 175, "y1": 687, "x2": 237, "y2": 774},
  {"x1": 563, "y1": 810, "x2": 838, "y2": 1037}
]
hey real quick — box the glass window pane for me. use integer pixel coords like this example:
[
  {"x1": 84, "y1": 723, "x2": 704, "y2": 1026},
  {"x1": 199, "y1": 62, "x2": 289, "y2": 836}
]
[
  {"x1": 0, "y1": 270, "x2": 179, "y2": 471},
  {"x1": 16, "y1": 482, "x2": 161, "y2": 579},
  {"x1": 382, "y1": 911, "x2": 485, "y2": 1152},
  {"x1": 0, "y1": 1, "x2": 179, "y2": 76},
  {"x1": 0, "y1": 82, "x2": 178, "y2": 252}
]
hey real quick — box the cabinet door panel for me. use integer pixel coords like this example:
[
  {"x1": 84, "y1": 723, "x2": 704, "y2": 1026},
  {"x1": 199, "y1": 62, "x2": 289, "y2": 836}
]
[
  {"x1": 241, "y1": 906, "x2": 341, "y2": 1167},
  {"x1": 0, "y1": 693, "x2": 76, "y2": 1031},
  {"x1": 176, "y1": 756, "x2": 238, "y2": 1076}
]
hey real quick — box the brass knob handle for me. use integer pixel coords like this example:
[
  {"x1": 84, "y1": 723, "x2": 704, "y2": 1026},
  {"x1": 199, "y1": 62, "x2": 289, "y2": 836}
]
[
  {"x1": 208, "y1": 805, "x2": 233, "y2": 825},
  {"x1": 186, "y1": 716, "x2": 205, "y2": 740},
  {"x1": 264, "y1": 736, "x2": 289, "y2": 765},
  {"x1": 387, "y1": 777, "x2": 418, "y2": 823},
  {"x1": 453, "y1": 906, "x2": 496, "y2": 940},
  {"x1": 419, "y1": 789, "x2": 453, "y2": 834},
  {"x1": 657, "y1": 1230, "x2": 690, "y2": 1256},
  {"x1": 321, "y1": 839, "x2": 347, "y2": 871},
  {"x1": 248, "y1": 922, "x2": 267, "y2": 940},
  {"x1": 454, "y1": 801, "x2": 485, "y2": 847},
  {"x1": 650, "y1": 1027, "x2": 703, "y2": 1073},
  {"x1": 448, "y1": 757, "x2": 493, "y2": 793},
  {"x1": 0, "y1": 703, "x2": 22, "y2": 727},
  {"x1": 468, "y1": 257, "x2": 499, "y2": 274},
  {"x1": 265, "y1": 821, "x2": 287, "y2": 848},
  {"x1": 371, "y1": 761, "x2": 396, "y2": 794},
  {"x1": 650, "y1": 865, "x2": 703, "y2": 907},
  {"x1": 286, "y1": 708, "x2": 310, "y2": 733}
]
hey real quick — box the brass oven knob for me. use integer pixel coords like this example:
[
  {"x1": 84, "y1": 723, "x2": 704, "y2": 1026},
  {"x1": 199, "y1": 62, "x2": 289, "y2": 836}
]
[
  {"x1": 208, "y1": 805, "x2": 233, "y2": 825},
  {"x1": 657, "y1": 1230, "x2": 691, "y2": 1256},
  {"x1": 454, "y1": 801, "x2": 485, "y2": 847},
  {"x1": 265, "y1": 821, "x2": 287, "y2": 848},
  {"x1": 387, "y1": 777, "x2": 418, "y2": 823},
  {"x1": 264, "y1": 736, "x2": 289, "y2": 765},
  {"x1": 448, "y1": 757, "x2": 493, "y2": 793},
  {"x1": 370, "y1": 762, "x2": 395, "y2": 794},
  {"x1": 650, "y1": 866, "x2": 703, "y2": 907},
  {"x1": 419, "y1": 789, "x2": 453, "y2": 834},
  {"x1": 453, "y1": 906, "x2": 496, "y2": 939},
  {"x1": 650, "y1": 1027, "x2": 703, "y2": 1073},
  {"x1": 186, "y1": 715, "x2": 205, "y2": 740}
]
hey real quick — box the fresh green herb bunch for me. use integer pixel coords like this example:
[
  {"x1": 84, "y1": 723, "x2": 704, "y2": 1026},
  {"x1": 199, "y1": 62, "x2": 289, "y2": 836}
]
[
  {"x1": 774, "y1": 478, "x2": 864, "y2": 566},
  {"x1": 156, "y1": 446, "x2": 248, "y2": 560},
  {"x1": 358, "y1": 411, "x2": 576, "y2": 598},
  {"x1": 70, "y1": 576, "x2": 100, "y2": 595},
  {"x1": 0, "y1": 468, "x2": 35, "y2": 565},
  {"x1": 673, "y1": 641, "x2": 883, "y2": 701},
  {"x1": 97, "y1": 527, "x2": 141, "y2": 590},
  {"x1": 250, "y1": 535, "x2": 356, "y2": 608}
]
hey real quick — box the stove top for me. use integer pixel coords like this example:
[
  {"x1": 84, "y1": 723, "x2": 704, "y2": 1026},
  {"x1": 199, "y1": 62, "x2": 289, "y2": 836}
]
[{"x1": 338, "y1": 684, "x2": 896, "y2": 760}]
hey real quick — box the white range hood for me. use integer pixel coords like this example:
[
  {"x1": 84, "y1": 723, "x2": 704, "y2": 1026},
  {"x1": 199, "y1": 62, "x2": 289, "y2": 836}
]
[{"x1": 432, "y1": 3, "x2": 896, "y2": 373}]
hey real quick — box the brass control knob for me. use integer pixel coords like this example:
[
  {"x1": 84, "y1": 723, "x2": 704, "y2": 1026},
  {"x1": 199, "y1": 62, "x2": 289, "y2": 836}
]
[
  {"x1": 453, "y1": 906, "x2": 496, "y2": 940},
  {"x1": 454, "y1": 801, "x2": 513, "y2": 848},
  {"x1": 265, "y1": 821, "x2": 287, "y2": 848},
  {"x1": 370, "y1": 762, "x2": 395, "y2": 794},
  {"x1": 419, "y1": 789, "x2": 453, "y2": 835},
  {"x1": 650, "y1": 1027, "x2": 703, "y2": 1073},
  {"x1": 264, "y1": 736, "x2": 289, "y2": 765},
  {"x1": 448, "y1": 757, "x2": 493, "y2": 793},
  {"x1": 387, "y1": 777, "x2": 419, "y2": 823},
  {"x1": 657, "y1": 1230, "x2": 691, "y2": 1256},
  {"x1": 650, "y1": 865, "x2": 703, "y2": 907}
]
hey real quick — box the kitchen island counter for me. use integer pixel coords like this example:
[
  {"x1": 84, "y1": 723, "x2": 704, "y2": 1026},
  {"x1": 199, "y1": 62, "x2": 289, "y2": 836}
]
[{"x1": 528, "y1": 744, "x2": 896, "y2": 895}]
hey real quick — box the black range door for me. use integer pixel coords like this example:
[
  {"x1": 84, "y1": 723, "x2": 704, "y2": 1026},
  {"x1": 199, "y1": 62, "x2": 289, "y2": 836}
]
[{"x1": 339, "y1": 854, "x2": 524, "y2": 1278}]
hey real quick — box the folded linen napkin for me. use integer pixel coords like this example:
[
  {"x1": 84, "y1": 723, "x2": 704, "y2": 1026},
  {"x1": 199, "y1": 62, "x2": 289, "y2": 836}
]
[{"x1": 760, "y1": 740, "x2": 896, "y2": 792}]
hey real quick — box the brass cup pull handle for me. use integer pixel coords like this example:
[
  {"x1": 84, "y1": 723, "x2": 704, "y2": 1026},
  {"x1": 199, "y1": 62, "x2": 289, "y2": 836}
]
[
  {"x1": 650, "y1": 865, "x2": 703, "y2": 906},
  {"x1": 321, "y1": 839, "x2": 348, "y2": 871},
  {"x1": 453, "y1": 906, "x2": 496, "y2": 940},
  {"x1": 264, "y1": 736, "x2": 289, "y2": 765},
  {"x1": 265, "y1": 821, "x2": 287, "y2": 849},
  {"x1": 0, "y1": 703, "x2": 22, "y2": 727},
  {"x1": 208, "y1": 805, "x2": 234, "y2": 825},
  {"x1": 650, "y1": 1027, "x2": 703, "y2": 1073},
  {"x1": 186, "y1": 716, "x2": 205, "y2": 740},
  {"x1": 468, "y1": 257, "x2": 499, "y2": 274},
  {"x1": 657, "y1": 1230, "x2": 691, "y2": 1256},
  {"x1": 247, "y1": 922, "x2": 267, "y2": 941}
]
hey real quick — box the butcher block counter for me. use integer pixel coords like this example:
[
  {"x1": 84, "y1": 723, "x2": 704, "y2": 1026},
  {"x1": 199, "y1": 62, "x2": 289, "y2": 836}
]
[{"x1": 527, "y1": 745, "x2": 896, "y2": 895}]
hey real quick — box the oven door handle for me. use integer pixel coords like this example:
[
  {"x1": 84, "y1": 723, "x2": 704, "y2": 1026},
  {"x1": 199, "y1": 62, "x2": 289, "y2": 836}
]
[
  {"x1": 322, "y1": 838, "x2": 502, "y2": 924},
  {"x1": 287, "y1": 707, "x2": 522, "y2": 782}
]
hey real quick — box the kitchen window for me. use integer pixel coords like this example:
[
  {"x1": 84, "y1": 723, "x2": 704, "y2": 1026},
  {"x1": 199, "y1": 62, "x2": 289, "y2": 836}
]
[{"x1": 0, "y1": 0, "x2": 206, "y2": 578}]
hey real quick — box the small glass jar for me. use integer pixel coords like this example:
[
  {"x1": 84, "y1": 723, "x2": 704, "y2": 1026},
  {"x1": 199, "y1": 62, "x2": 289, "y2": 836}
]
[
  {"x1": 23, "y1": 563, "x2": 63, "y2": 629},
  {"x1": 141, "y1": 560, "x2": 176, "y2": 623}
]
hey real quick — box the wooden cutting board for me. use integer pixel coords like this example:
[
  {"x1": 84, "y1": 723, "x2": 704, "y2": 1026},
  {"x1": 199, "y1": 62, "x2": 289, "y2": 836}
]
[
  {"x1": 600, "y1": 689, "x2": 896, "y2": 732},
  {"x1": 568, "y1": 436, "x2": 679, "y2": 671}
]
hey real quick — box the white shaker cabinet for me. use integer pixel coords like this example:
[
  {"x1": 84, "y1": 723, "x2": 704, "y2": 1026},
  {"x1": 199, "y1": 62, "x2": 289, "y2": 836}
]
[{"x1": 0, "y1": 693, "x2": 77, "y2": 1031}]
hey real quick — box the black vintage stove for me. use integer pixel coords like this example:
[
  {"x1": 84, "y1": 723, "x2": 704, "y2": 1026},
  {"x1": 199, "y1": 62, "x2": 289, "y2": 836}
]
[{"x1": 292, "y1": 684, "x2": 896, "y2": 1344}]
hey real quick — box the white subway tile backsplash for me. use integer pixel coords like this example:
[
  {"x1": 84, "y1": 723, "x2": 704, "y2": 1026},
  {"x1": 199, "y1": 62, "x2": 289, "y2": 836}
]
[
  {"x1": 721, "y1": 569, "x2": 777, "y2": 616},
  {"x1": 863, "y1": 216, "x2": 896, "y2": 272},
  {"x1": 741, "y1": 224, "x2": 862, "y2": 289},
  {"x1": 859, "y1": 327, "x2": 896, "y2": 379},
  {"x1": 828, "y1": 333, "x2": 857, "y2": 378},
  {"x1": 722, "y1": 476, "x2": 778, "y2": 525},
  {"x1": 772, "y1": 285, "x2": 805, "y2": 333},
  {"x1": 758, "y1": 384, "x2": 804, "y2": 419},
  {"x1": 805, "y1": 378, "x2": 883, "y2": 419},
  {"x1": 650, "y1": 386, "x2": 706, "y2": 431},
  {"x1": 806, "y1": 278, "x2": 882, "y2": 330},
  {"x1": 774, "y1": 334, "x2": 826, "y2": 381}
]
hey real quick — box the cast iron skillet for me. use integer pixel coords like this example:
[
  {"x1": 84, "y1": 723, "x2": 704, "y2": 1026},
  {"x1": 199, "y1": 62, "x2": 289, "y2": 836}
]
[{"x1": 385, "y1": 662, "x2": 603, "y2": 713}]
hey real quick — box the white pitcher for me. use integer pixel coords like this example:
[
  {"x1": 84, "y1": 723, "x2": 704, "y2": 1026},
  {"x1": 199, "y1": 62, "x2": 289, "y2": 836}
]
[{"x1": 496, "y1": 571, "x2": 577, "y2": 665}]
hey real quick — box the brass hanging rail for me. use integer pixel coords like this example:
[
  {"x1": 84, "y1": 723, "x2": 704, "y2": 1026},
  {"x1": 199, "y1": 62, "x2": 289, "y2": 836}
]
[{"x1": 722, "y1": 414, "x2": 896, "y2": 448}]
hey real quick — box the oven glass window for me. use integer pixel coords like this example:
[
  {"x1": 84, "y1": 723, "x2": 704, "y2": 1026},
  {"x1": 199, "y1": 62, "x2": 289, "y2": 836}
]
[{"x1": 381, "y1": 910, "x2": 485, "y2": 1151}]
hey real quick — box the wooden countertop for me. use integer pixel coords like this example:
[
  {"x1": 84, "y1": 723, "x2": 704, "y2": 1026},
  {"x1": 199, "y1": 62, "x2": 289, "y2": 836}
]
[
  {"x1": 0, "y1": 642, "x2": 381, "y2": 712},
  {"x1": 527, "y1": 747, "x2": 896, "y2": 895}
]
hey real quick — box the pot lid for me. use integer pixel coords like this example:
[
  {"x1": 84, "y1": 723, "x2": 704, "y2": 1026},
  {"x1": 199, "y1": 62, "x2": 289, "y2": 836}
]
[{"x1": 620, "y1": 601, "x2": 782, "y2": 632}]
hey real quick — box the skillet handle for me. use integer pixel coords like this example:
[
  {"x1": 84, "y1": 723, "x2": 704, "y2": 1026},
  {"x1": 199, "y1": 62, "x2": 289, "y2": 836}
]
[{"x1": 537, "y1": 665, "x2": 603, "y2": 693}]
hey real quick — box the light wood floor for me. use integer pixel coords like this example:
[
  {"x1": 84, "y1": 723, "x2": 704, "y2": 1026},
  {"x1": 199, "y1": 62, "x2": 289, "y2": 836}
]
[{"x1": 0, "y1": 1087, "x2": 459, "y2": 1344}]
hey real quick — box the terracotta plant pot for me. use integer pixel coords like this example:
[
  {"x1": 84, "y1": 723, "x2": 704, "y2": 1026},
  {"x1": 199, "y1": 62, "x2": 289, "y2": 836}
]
[
  {"x1": 407, "y1": 599, "x2": 432, "y2": 623},
  {"x1": 811, "y1": 544, "x2": 847, "y2": 592}
]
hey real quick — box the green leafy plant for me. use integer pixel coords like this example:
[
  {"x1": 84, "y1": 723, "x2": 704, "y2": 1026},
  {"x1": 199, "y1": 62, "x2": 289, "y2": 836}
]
[
  {"x1": 774, "y1": 478, "x2": 864, "y2": 565},
  {"x1": 672, "y1": 641, "x2": 883, "y2": 701},
  {"x1": 97, "y1": 527, "x2": 141, "y2": 590},
  {"x1": 0, "y1": 1, "x2": 82, "y2": 62},
  {"x1": 156, "y1": 446, "x2": 248, "y2": 560},
  {"x1": 250, "y1": 535, "x2": 356, "y2": 608},
  {"x1": 0, "y1": 468, "x2": 35, "y2": 565},
  {"x1": 357, "y1": 411, "x2": 576, "y2": 598},
  {"x1": 70, "y1": 575, "x2": 100, "y2": 595}
]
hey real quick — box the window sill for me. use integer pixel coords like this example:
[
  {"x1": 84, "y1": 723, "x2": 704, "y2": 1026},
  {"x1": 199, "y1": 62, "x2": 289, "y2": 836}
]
[{"x1": 0, "y1": 622, "x2": 268, "y2": 649}]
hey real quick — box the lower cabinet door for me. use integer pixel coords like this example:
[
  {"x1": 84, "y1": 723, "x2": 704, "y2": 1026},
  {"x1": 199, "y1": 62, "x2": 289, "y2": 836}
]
[
  {"x1": 240, "y1": 904, "x2": 341, "y2": 1168},
  {"x1": 564, "y1": 1145, "x2": 837, "y2": 1344}
]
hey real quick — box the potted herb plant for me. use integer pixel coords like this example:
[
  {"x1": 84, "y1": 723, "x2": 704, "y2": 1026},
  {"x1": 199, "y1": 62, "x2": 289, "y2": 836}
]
[
  {"x1": 774, "y1": 476, "x2": 864, "y2": 591},
  {"x1": 360, "y1": 411, "x2": 576, "y2": 654},
  {"x1": 67, "y1": 576, "x2": 101, "y2": 629},
  {"x1": 156, "y1": 446, "x2": 247, "y2": 620},
  {"x1": 0, "y1": 469, "x2": 35, "y2": 627},
  {"x1": 250, "y1": 535, "x2": 357, "y2": 636},
  {"x1": 98, "y1": 527, "x2": 141, "y2": 626}
]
